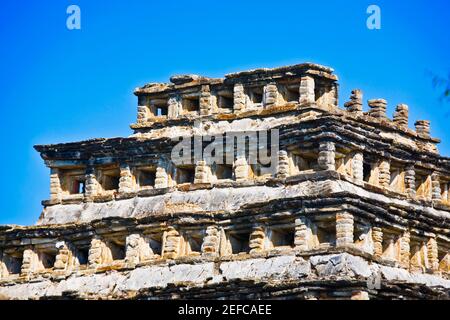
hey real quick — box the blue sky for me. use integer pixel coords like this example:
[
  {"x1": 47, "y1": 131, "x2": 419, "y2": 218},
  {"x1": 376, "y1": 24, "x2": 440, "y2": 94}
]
[{"x1": 0, "y1": 0, "x2": 449, "y2": 225}]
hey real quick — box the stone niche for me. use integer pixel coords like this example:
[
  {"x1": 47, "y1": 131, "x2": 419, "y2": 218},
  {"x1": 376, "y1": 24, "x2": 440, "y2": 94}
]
[
  {"x1": 250, "y1": 162, "x2": 273, "y2": 180},
  {"x1": 310, "y1": 215, "x2": 336, "y2": 249},
  {"x1": 390, "y1": 162, "x2": 406, "y2": 193},
  {"x1": 35, "y1": 245, "x2": 58, "y2": 271},
  {"x1": 437, "y1": 242, "x2": 450, "y2": 273},
  {"x1": 212, "y1": 88, "x2": 234, "y2": 113},
  {"x1": 335, "y1": 148, "x2": 354, "y2": 177},
  {"x1": 277, "y1": 82, "x2": 300, "y2": 104},
  {"x1": 0, "y1": 250, "x2": 23, "y2": 277},
  {"x1": 97, "y1": 166, "x2": 121, "y2": 193},
  {"x1": 353, "y1": 222, "x2": 374, "y2": 254},
  {"x1": 409, "y1": 237, "x2": 429, "y2": 273},
  {"x1": 59, "y1": 168, "x2": 86, "y2": 196},
  {"x1": 213, "y1": 163, "x2": 233, "y2": 181},
  {"x1": 415, "y1": 170, "x2": 432, "y2": 200},
  {"x1": 181, "y1": 93, "x2": 200, "y2": 116},
  {"x1": 107, "y1": 238, "x2": 127, "y2": 261},
  {"x1": 72, "y1": 244, "x2": 90, "y2": 268},
  {"x1": 288, "y1": 147, "x2": 319, "y2": 175},
  {"x1": 440, "y1": 180, "x2": 450, "y2": 204},
  {"x1": 180, "y1": 229, "x2": 204, "y2": 256},
  {"x1": 314, "y1": 78, "x2": 337, "y2": 110},
  {"x1": 380, "y1": 230, "x2": 402, "y2": 262},
  {"x1": 138, "y1": 95, "x2": 169, "y2": 119},
  {"x1": 135, "y1": 166, "x2": 157, "y2": 189},
  {"x1": 244, "y1": 85, "x2": 264, "y2": 108},
  {"x1": 222, "y1": 229, "x2": 251, "y2": 255},
  {"x1": 150, "y1": 98, "x2": 169, "y2": 117},
  {"x1": 266, "y1": 223, "x2": 295, "y2": 250},
  {"x1": 362, "y1": 157, "x2": 379, "y2": 186},
  {"x1": 175, "y1": 165, "x2": 196, "y2": 185},
  {"x1": 89, "y1": 236, "x2": 127, "y2": 267}
]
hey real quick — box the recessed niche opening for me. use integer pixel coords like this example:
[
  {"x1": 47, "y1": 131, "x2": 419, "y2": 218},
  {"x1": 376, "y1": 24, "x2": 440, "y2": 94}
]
[
  {"x1": 182, "y1": 96, "x2": 200, "y2": 113},
  {"x1": 185, "y1": 233, "x2": 203, "y2": 255},
  {"x1": 38, "y1": 251, "x2": 56, "y2": 269},
  {"x1": 215, "y1": 164, "x2": 233, "y2": 180},
  {"x1": 108, "y1": 240, "x2": 126, "y2": 261},
  {"x1": 228, "y1": 231, "x2": 250, "y2": 254},
  {"x1": 269, "y1": 227, "x2": 295, "y2": 248},
  {"x1": 176, "y1": 166, "x2": 195, "y2": 184},
  {"x1": 2, "y1": 253, "x2": 23, "y2": 275},
  {"x1": 283, "y1": 85, "x2": 300, "y2": 103},
  {"x1": 70, "y1": 179, "x2": 86, "y2": 195},
  {"x1": 438, "y1": 247, "x2": 449, "y2": 272},
  {"x1": 148, "y1": 234, "x2": 163, "y2": 256},
  {"x1": 363, "y1": 162, "x2": 372, "y2": 183},
  {"x1": 314, "y1": 222, "x2": 336, "y2": 248},
  {"x1": 100, "y1": 168, "x2": 121, "y2": 191},
  {"x1": 292, "y1": 152, "x2": 317, "y2": 173},
  {"x1": 381, "y1": 234, "x2": 400, "y2": 261},
  {"x1": 156, "y1": 106, "x2": 168, "y2": 116},
  {"x1": 353, "y1": 223, "x2": 371, "y2": 252},
  {"x1": 246, "y1": 87, "x2": 263, "y2": 105},
  {"x1": 415, "y1": 173, "x2": 431, "y2": 199},
  {"x1": 218, "y1": 94, "x2": 233, "y2": 110},
  {"x1": 138, "y1": 168, "x2": 156, "y2": 188},
  {"x1": 75, "y1": 247, "x2": 89, "y2": 266},
  {"x1": 390, "y1": 166, "x2": 404, "y2": 192}
]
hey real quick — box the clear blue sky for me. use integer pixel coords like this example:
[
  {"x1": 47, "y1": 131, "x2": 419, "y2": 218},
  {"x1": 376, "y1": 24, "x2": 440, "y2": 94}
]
[{"x1": 0, "y1": 0, "x2": 449, "y2": 225}]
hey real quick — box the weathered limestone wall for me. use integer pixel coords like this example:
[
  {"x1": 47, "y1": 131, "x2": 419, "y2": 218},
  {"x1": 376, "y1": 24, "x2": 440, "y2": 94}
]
[
  {"x1": 1, "y1": 252, "x2": 448, "y2": 300},
  {"x1": 38, "y1": 176, "x2": 450, "y2": 226}
]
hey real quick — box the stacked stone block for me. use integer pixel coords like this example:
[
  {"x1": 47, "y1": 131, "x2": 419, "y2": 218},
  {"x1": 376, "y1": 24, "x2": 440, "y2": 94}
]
[
  {"x1": 119, "y1": 164, "x2": 133, "y2": 193},
  {"x1": 344, "y1": 89, "x2": 363, "y2": 115},
  {"x1": 367, "y1": 99, "x2": 387, "y2": 119},
  {"x1": 431, "y1": 172, "x2": 441, "y2": 201},
  {"x1": 318, "y1": 142, "x2": 336, "y2": 171},
  {"x1": 393, "y1": 104, "x2": 409, "y2": 129},
  {"x1": 263, "y1": 83, "x2": 278, "y2": 108},
  {"x1": 168, "y1": 95, "x2": 181, "y2": 119},
  {"x1": 299, "y1": 76, "x2": 315, "y2": 104},
  {"x1": 427, "y1": 237, "x2": 439, "y2": 272},
  {"x1": 154, "y1": 167, "x2": 169, "y2": 188},
  {"x1": 352, "y1": 152, "x2": 364, "y2": 181},
  {"x1": 194, "y1": 161, "x2": 212, "y2": 184},
  {"x1": 249, "y1": 227, "x2": 265, "y2": 254},
  {"x1": 162, "y1": 227, "x2": 181, "y2": 259},
  {"x1": 294, "y1": 217, "x2": 309, "y2": 251},
  {"x1": 137, "y1": 105, "x2": 149, "y2": 123},
  {"x1": 234, "y1": 157, "x2": 250, "y2": 182},
  {"x1": 21, "y1": 248, "x2": 38, "y2": 275},
  {"x1": 372, "y1": 227, "x2": 383, "y2": 258},
  {"x1": 405, "y1": 164, "x2": 416, "y2": 198},
  {"x1": 50, "y1": 168, "x2": 62, "y2": 201},
  {"x1": 336, "y1": 212, "x2": 354, "y2": 246},
  {"x1": 201, "y1": 226, "x2": 220, "y2": 256},
  {"x1": 233, "y1": 83, "x2": 246, "y2": 112},
  {"x1": 379, "y1": 159, "x2": 391, "y2": 188},
  {"x1": 88, "y1": 238, "x2": 110, "y2": 268},
  {"x1": 54, "y1": 242, "x2": 73, "y2": 272},
  {"x1": 85, "y1": 167, "x2": 99, "y2": 199},
  {"x1": 415, "y1": 120, "x2": 431, "y2": 138},
  {"x1": 400, "y1": 231, "x2": 411, "y2": 269},
  {"x1": 276, "y1": 150, "x2": 289, "y2": 179},
  {"x1": 200, "y1": 85, "x2": 211, "y2": 116}
]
